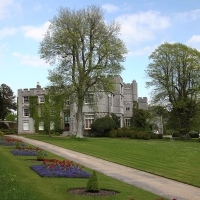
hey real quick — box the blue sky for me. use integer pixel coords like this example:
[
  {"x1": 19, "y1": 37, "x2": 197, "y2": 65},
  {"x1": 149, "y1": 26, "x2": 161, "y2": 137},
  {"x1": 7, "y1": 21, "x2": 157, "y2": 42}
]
[{"x1": 1, "y1": 0, "x2": 200, "y2": 102}]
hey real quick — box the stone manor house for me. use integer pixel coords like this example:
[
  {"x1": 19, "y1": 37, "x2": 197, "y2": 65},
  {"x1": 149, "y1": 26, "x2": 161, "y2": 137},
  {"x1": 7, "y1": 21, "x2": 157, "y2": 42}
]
[{"x1": 17, "y1": 76, "x2": 148, "y2": 134}]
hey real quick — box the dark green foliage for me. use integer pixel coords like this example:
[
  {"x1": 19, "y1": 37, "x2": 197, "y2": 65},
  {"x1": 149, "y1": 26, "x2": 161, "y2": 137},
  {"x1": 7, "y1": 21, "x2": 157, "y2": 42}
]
[
  {"x1": 132, "y1": 101, "x2": 149, "y2": 129},
  {"x1": 116, "y1": 128, "x2": 124, "y2": 137},
  {"x1": 146, "y1": 43, "x2": 200, "y2": 138},
  {"x1": 142, "y1": 132, "x2": 150, "y2": 140},
  {"x1": 0, "y1": 128, "x2": 17, "y2": 134},
  {"x1": 172, "y1": 131, "x2": 180, "y2": 137},
  {"x1": 129, "y1": 130, "x2": 136, "y2": 139},
  {"x1": 157, "y1": 134, "x2": 163, "y2": 139},
  {"x1": 0, "y1": 122, "x2": 9, "y2": 129},
  {"x1": 0, "y1": 131, "x2": 4, "y2": 137},
  {"x1": 37, "y1": 150, "x2": 45, "y2": 161},
  {"x1": 111, "y1": 113, "x2": 121, "y2": 129},
  {"x1": 189, "y1": 132, "x2": 199, "y2": 138},
  {"x1": 91, "y1": 116, "x2": 116, "y2": 137},
  {"x1": 0, "y1": 84, "x2": 16, "y2": 121},
  {"x1": 109, "y1": 129, "x2": 117, "y2": 138},
  {"x1": 150, "y1": 133, "x2": 158, "y2": 139},
  {"x1": 15, "y1": 141, "x2": 21, "y2": 149},
  {"x1": 86, "y1": 171, "x2": 100, "y2": 192}
]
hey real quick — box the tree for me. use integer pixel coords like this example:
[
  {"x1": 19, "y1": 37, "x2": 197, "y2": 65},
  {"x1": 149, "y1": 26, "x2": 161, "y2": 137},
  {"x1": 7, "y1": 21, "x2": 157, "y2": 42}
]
[
  {"x1": 132, "y1": 101, "x2": 149, "y2": 129},
  {"x1": 0, "y1": 84, "x2": 16, "y2": 121},
  {"x1": 146, "y1": 43, "x2": 200, "y2": 138},
  {"x1": 39, "y1": 5, "x2": 127, "y2": 138}
]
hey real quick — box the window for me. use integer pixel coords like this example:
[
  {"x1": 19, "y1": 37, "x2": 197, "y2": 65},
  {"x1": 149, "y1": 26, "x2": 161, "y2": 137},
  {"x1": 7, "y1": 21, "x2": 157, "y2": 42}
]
[
  {"x1": 38, "y1": 96, "x2": 44, "y2": 103},
  {"x1": 39, "y1": 122, "x2": 44, "y2": 130},
  {"x1": 23, "y1": 96, "x2": 29, "y2": 103},
  {"x1": 85, "y1": 94, "x2": 94, "y2": 104},
  {"x1": 85, "y1": 115, "x2": 94, "y2": 129},
  {"x1": 125, "y1": 118, "x2": 131, "y2": 127},
  {"x1": 126, "y1": 107, "x2": 130, "y2": 111},
  {"x1": 23, "y1": 121, "x2": 29, "y2": 130},
  {"x1": 23, "y1": 108, "x2": 29, "y2": 117}
]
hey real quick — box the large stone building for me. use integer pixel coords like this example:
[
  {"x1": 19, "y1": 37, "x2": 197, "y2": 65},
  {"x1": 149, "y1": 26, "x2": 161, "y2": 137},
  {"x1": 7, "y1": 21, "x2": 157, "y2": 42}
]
[{"x1": 17, "y1": 76, "x2": 148, "y2": 134}]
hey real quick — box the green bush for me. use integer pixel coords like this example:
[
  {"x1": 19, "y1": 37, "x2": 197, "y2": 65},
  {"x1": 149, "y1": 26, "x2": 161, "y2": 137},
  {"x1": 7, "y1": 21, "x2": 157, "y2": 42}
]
[
  {"x1": 91, "y1": 116, "x2": 116, "y2": 137},
  {"x1": 0, "y1": 128, "x2": 17, "y2": 134},
  {"x1": 136, "y1": 131, "x2": 143, "y2": 139},
  {"x1": 189, "y1": 133, "x2": 199, "y2": 138},
  {"x1": 116, "y1": 128, "x2": 124, "y2": 137},
  {"x1": 15, "y1": 141, "x2": 21, "y2": 149},
  {"x1": 86, "y1": 171, "x2": 100, "y2": 192},
  {"x1": 124, "y1": 129, "x2": 131, "y2": 137},
  {"x1": 129, "y1": 130, "x2": 136, "y2": 139},
  {"x1": 142, "y1": 132, "x2": 150, "y2": 140},
  {"x1": 37, "y1": 150, "x2": 45, "y2": 161},
  {"x1": 109, "y1": 129, "x2": 117, "y2": 138},
  {"x1": 150, "y1": 133, "x2": 157, "y2": 139},
  {"x1": 157, "y1": 134, "x2": 163, "y2": 139},
  {"x1": 0, "y1": 131, "x2": 4, "y2": 137}
]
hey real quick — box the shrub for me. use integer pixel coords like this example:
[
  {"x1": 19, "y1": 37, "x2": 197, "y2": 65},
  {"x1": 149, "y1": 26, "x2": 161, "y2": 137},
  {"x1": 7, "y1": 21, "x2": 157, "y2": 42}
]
[
  {"x1": 116, "y1": 128, "x2": 124, "y2": 137},
  {"x1": 172, "y1": 131, "x2": 180, "y2": 137},
  {"x1": 124, "y1": 129, "x2": 131, "y2": 137},
  {"x1": 150, "y1": 133, "x2": 157, "y2": 139},
  {"x1": 86, "y1": 171, "x2": 100, "y2": 192},
  {"x1": 0, "y1": 131, "x2": 4, "y2": 137},
  {"x1": 129, "y1": 130, "x2": 136, "y2": 139},
  {"x1": 91, "y1": 116, "x2": 116, "y2": 137},
  {"x1": 136, "y1": 131, "x2": 143, "y2": 139},
  {"x1": 109, "y1": 129, "x2": 117, "y2": 138},
  {"x1": 157, "y1": 134, "x2": 163, "y2": 139},
  {"x1": 142, "y1": 132, "x2": 150, "y2": 140},
  {"x1": 37, "y1": 150, "x2": 45, "y2": 161},
  {"x1": 15, "y1": 141, "x2": 21, "y2": 149},
  {"x1": 189, "y1": 132, "x2": 199, "y2": 138}
]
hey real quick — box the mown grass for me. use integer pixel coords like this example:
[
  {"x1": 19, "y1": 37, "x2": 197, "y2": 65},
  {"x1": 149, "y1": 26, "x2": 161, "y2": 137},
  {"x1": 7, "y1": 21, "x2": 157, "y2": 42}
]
[
  {"x1": 0, "y1": 140, "x2": 166, "y2": 200},
  {"x1": 21, "y1": 134, "x2": 200, "y2": 188}
]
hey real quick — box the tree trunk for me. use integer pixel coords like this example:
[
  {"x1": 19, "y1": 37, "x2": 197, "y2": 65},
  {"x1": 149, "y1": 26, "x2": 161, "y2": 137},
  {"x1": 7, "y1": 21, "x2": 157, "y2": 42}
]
[{"x1": 76, "y1": 103, "x2": 84, "y2": 138}]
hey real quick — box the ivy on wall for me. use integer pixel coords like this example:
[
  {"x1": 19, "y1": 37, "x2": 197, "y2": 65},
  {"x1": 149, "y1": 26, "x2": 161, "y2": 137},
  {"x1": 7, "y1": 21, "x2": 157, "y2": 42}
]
[{"x1": 29, "y1": 95, "x2": 63, "y2": 134}]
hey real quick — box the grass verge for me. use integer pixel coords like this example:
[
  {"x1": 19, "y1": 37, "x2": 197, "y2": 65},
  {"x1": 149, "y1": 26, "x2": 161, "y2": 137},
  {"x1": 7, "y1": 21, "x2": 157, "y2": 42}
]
[
  {"x1": 21, "y1": 134, "x2": 200, "y2": 188},
  {"x1": 0, "y1": 141, "x2": 166, "y2": 200}
]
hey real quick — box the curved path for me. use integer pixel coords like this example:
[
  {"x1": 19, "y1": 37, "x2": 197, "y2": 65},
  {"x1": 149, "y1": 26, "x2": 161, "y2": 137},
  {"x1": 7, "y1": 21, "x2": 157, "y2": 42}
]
[{"x1": 10, "y1": 135, "x2": 200, "y2": 200}]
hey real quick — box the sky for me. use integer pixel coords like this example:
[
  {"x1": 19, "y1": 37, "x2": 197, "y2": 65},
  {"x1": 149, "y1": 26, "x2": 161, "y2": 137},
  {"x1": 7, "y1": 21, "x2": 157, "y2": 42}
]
[{"x1": 1, "y1": 0, "x2": 200, "y2": 102}]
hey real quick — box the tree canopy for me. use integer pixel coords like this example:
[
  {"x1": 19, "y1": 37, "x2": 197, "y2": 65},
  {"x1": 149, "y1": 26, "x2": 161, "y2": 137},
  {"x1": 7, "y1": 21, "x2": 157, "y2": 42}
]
[
  {"x1": 39, "y1": 5, "x2": 127, "y2": 137},
  {"x1": 146, "y1": 43, "x2": 200, "y2": 137},
  {"x1": 0, "y1": 84, "x2": 16, "y2": 121}
]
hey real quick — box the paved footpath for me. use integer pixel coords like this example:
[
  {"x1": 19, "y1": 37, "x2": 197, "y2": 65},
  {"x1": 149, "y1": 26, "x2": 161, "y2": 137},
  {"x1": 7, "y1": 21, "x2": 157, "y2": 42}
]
[{"x1": 10, "y1": 135, "x2": 200, "y2": 200}]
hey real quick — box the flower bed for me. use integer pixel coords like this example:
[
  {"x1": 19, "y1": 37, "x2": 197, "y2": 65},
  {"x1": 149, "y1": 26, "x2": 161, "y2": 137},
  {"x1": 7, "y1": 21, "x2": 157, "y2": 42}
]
[
  {"x1": 0, "y1": 138, "x2": 26, "y2": 146},
  {"x1": 30, "y1": 159, "x2": 90, "y2": 178},
  {"x1": 11, "y1": 147, "x2": 47, "y2": 156}
]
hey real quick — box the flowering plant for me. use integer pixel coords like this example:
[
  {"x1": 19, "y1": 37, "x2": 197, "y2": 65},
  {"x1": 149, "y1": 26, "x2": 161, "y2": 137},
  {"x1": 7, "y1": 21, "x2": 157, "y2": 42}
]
[
  {"x1": 11, "y1": 147, "x2": 47, "y2": 156},
  {"x1": 0, "y1": 138, "x2": 26, "y2": 146},
  {"x1": 30, "y1": 158, "x2": 90, "y2": 178}
]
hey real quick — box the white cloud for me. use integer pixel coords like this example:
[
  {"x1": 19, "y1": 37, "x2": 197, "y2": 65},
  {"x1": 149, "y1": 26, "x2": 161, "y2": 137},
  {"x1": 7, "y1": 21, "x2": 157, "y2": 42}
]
[
  {"x1": 102, "y1": 4, "x2": 119, "y2": 13},
  {"x1": 13, "y1": 52, "x2": 49, "y2": 68},
  {"x1": 116, "y1": 11, "x2": 170, "y2": 44},
  {"x1": 0, "y1": 0, "x2": 21, "y2": 20},
  {"x1": 128, "y1": 45, "x2": 157, "y2": 56},
  {"x1": 186, "y1": 35, "x2": 200, "y2": 50},
  {"x1": 21, "y1": 21, "x2": 51, "y2": 41},
  {"x1": 0, "y1": 27, "x2": 17, "y2": 39},
  {"x1": 175, "y1": 9, "x2": 200, "y2": 21}
]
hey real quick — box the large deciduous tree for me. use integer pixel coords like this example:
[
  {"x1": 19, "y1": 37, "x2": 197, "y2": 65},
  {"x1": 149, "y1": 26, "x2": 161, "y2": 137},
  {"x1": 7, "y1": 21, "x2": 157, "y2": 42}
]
[
  {"x1": 0, "y1": 84, "x2": 16, "y2": 121},
  {"x1": 146, "y1": 43, "x2": 200, "y2": 138},
  {"x1": 39, "y1": 5, "x2": 127, "y2": 138}
]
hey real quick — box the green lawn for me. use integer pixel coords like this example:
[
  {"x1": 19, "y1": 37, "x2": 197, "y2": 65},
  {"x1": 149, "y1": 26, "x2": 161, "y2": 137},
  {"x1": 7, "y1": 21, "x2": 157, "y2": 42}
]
[
  {"x1": 0, "y1": 139, "x2": 166, "y2": 200},
  {"x1": 21, "y1": 135, "x2": 200, "y2": 187}
]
